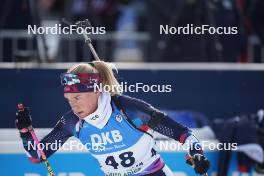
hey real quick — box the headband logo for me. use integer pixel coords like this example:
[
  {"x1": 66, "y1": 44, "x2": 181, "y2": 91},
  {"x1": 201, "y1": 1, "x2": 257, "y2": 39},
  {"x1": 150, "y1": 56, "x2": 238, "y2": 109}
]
[{"x1": 61, "y1": 73, "x2": 101, "y2": 93}]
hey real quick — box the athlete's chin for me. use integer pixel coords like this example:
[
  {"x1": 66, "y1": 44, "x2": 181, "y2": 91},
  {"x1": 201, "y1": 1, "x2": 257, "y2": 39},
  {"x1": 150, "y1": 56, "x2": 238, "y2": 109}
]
[{"x1": 76, "y1": 111, "x2": 89, "y2": 118}]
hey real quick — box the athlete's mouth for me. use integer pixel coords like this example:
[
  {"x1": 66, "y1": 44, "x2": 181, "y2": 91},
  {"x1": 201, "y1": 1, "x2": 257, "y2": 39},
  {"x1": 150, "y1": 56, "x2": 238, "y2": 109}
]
[
  {"x1": 78, "y1": 111, "x2": 84, "y2": 115},
  {"x1": 73, "y1": 110, "x2": 84, "y2": 116}
]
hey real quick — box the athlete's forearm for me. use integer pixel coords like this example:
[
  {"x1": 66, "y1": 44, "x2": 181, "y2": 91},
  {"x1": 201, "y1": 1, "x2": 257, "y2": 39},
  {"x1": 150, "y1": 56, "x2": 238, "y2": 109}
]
[
  {"x1": 149, "y1": 114, "x2": 203, "y2": 155},
  {"x1": 117, "y1": 95, "x2": 204, "y2": 155},
  {"x1": 20, "y1": 131, "x2": 41, "y2": 162}
]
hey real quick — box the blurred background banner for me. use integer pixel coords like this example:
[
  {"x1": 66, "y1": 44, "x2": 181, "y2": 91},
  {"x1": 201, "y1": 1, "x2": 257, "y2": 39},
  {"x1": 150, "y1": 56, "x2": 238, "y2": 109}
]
[
  {"x1": 1, "y1": 63, "x2": 263, "y2": 128},
  {"x1": 0, "y1": 151, "x2": 238, "y2": 176},
  {"x1": 0, "y1": 128, "x2": 251, "y2": 176},
  {"x1": 1, "y1": 0, "x2": 264, "y2": 175}
]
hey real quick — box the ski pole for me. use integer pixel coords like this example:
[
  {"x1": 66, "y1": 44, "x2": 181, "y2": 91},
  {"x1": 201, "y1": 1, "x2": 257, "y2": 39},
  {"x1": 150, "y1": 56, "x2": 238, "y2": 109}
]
[{"x1": 18, "y1": 103, "x2": 55, "y2": 176}]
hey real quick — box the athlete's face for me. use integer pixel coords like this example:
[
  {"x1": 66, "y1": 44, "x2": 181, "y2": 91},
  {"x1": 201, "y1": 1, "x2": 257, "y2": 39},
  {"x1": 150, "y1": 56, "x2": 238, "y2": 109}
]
[{"x1": 64, "y1": 92, "x2": 100, "y2": 118}]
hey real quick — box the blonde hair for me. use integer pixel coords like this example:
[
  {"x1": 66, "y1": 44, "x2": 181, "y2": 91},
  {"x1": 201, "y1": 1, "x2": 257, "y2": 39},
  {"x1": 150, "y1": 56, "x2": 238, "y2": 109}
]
[{"x1": 67, "y1": 61, "x2": 121, "y2": 96}]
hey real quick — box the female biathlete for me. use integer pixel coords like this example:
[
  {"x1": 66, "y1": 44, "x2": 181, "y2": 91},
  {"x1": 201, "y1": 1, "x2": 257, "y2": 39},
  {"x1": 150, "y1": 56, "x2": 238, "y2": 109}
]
[{"x1": 15, "y1": 61, "x2": 210, "y2": 176}]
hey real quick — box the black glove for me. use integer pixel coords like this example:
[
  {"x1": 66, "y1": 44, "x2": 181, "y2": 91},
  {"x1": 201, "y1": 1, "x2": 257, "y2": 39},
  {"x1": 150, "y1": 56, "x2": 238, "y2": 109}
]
[
  {"x1": 256, "y1": 163, "x2": 264, "y2": 174},
  {"x1": 15, "y1": 107, "x2": 32, "y2": 131},
  {"x1": 186, "y1": 154, "x2": 210, "y2": 175}
]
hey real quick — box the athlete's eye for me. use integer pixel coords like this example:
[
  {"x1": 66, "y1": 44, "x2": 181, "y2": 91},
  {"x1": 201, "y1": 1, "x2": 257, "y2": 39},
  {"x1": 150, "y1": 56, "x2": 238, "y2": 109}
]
[{"x1": 74, "y1": 96, "x2": 81, "y2": 101}]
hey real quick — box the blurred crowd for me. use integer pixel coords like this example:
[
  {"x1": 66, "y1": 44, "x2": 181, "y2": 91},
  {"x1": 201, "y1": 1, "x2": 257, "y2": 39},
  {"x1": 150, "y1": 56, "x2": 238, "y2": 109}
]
[{"x1": 0, "y1": 0, "x2": 263, "y2": 62}]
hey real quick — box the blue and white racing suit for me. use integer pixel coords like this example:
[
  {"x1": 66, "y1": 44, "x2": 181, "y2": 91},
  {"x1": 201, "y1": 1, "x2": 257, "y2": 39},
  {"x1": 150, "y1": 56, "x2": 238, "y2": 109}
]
[{"x1": 19, "y1": 95, "x2": 203, "y2": 176}]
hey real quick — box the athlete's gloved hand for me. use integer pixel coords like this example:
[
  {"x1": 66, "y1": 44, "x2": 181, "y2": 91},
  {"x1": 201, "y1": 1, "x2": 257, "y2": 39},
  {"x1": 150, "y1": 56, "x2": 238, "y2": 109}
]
[
  {"x1": 15, "y1": 105, "x2": 32, "y2": 132},
  {"x1": 186, "y1": 153, "x2": 210, "y2": 175}
]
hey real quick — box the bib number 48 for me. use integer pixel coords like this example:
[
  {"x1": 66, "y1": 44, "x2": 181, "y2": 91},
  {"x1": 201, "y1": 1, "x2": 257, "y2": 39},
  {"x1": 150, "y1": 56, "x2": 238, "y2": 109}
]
[{"x1": 105, "y1": 151, "x2": 135, "y2": 169}]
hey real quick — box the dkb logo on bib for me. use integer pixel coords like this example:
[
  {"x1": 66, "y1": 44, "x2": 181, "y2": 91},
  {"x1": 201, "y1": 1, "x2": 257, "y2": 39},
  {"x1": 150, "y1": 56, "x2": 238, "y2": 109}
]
[{"x1": 90, "y1": 130, "x2": 123, "y2": 146}]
